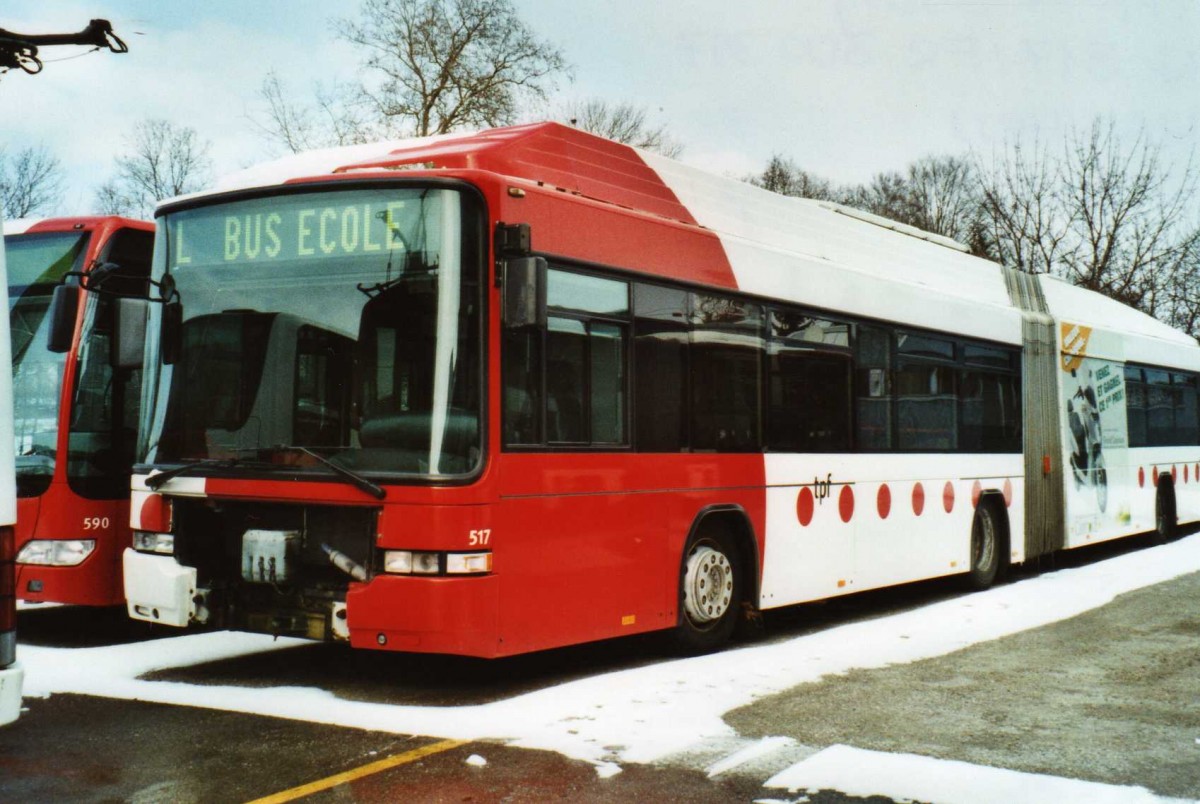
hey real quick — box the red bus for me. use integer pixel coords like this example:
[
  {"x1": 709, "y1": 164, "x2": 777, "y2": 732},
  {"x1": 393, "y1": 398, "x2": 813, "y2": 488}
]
[
  {"x1": 122, "y1": 123, "x2": 1200, "y2": 657},
  {"x1": 7, "y1": 217, "x2": 154, "y2": 607}
]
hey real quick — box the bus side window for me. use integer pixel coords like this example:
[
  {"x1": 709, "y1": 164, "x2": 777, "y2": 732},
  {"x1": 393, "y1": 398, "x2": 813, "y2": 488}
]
[
  {"x1": 767, "y1": 311, "x2": 852, "y2": 452},
  {"x1": 1124, "y1": 366, "x2": 1147, "y2": 447},
  {"x1": 1144, "y1": 369, "x2": 1173, "y2": 446},
  {"x1": 546, "y1": 317, "x2": 587, "y2": 443},
  {"x1": 503, "y1": 267, "x2": 630, "y2": 449},
  {"x1": 855, "y1": 325, "x2": 893, "y2": 450},
  {"x1": 1173, "y1": 372, "x2": 1199, "y2": 446},
  {"x1": 502, "y1": 325, "x2": 542, "y2": 445},
  {"x1": 690, "y1": 293, "x2": 763, "y2": 452},
  {"x1": 634, "y1": 284, "x2": 689, "y2": 452},
  {"x1": 895, "y1": 332, "x2": 958, "y2": 451}
]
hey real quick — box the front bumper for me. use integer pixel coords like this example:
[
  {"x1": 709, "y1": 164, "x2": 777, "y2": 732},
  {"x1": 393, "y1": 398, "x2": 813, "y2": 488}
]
[{"x1": 123, "y1": 548, "x2": 197, "y2": 627}]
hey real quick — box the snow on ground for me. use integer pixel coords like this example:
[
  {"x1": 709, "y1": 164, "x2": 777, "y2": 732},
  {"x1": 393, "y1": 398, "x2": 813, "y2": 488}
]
[
  {"x1": 764, "y1": 745, "x2": 1169, "y2": 804},
  {"x1": 17, "y1": 534, "x2": 1200, "y2": 787}
]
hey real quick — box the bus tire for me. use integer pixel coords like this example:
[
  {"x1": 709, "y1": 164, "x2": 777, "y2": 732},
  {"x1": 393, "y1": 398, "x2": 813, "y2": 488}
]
[
  {"x1": 674, "y1": 527, "x2": 742, "y2": 654},
  {"x1": 1155, "y1": 482, "x2": 1177, "y2": 543},
  {"x1": 965, "y1": 502, "x2": 1001, "y2": 591}
]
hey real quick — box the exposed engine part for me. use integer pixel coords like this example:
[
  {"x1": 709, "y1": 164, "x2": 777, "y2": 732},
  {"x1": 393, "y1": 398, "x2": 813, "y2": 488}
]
[
  {"x1": 242, "y1": 530, "x2": 301, "y2": 584},
  {"x1": 321, "y1": 543, "x2": 368, "y2": 582}
]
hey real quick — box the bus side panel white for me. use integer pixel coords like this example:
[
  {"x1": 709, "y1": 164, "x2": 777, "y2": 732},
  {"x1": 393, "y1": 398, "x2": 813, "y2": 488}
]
[
  {"x1": 760, "y1": 455, "x2": 853, "y2": 606},
  {"x1": 760, "y1": 454, "x2": 1023, "y2": 609}
]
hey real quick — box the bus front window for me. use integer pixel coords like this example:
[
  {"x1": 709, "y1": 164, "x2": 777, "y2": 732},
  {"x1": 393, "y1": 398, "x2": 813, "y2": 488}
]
[
  {"x1": 6, "y1": 233, "x2": 87, "y2": 497},
  {"x1": 140, "y1": 187, "x2": 483, "y2": 481}
]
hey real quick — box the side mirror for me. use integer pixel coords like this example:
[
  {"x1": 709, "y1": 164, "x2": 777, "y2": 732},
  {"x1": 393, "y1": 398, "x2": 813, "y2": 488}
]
[
  {"x1": 46, "y1": 285, "x2": 82, "y2": 353},
  {"x1": 161, "y1": 300, "x2": 183, "y2": 365},
  {"x1": 112, "y1": 297, "x2": 148, "y2": 369},
  {"x1": 502, "y1": 256, "x2": 546, "y2": 329}
]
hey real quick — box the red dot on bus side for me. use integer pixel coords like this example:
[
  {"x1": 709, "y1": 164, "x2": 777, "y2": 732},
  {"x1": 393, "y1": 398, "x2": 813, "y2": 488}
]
[
  {"x1": 1153, "y1": 467, "x2": 1160, "y2": 485},
  {"x1": 839, "y1": 485, "x2": 855, "y2": 523},
  {"x1": 796, "y1": 487, "x2": 814, "y2": 527},
  {"x1": 1172, "y1": 465, "x2": 1178, "y2": 483},
  {"x1": 1003, "y1": 479, "x2": 1013, "y2": 507},
  {"x1": 971, "y1": 481, "x2": 982, "y2": 508},
  {"x1": 1186, "y1": 464, "x2": 1190, "y2": 483},
  {"x1": 1138, "y1": 467, "x2": 1145, "y2": 488},
  {"x1": 877, "y1": 484, "x2": 891, "y2": 519},
  {"x1": 912, "y1": 483, "x2": 925, "y2": 516},
  {"x1": 943, "y1": 481, "x2": 955, "y2": 514}
]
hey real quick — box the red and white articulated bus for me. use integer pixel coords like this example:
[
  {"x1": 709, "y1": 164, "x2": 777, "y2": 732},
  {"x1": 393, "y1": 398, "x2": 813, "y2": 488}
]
[
  {"x1": 6, "y1": 217, "x2": 154, "y2": 607},
  {"x1": 121, "y1": 123, "x2": 1200, "y2": 657}
]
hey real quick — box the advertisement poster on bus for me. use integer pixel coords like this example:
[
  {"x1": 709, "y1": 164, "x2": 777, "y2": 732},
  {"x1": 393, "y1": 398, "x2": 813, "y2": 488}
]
[{"x1": 1060, "y1": 322, "x2": 1131, "y2": 542}]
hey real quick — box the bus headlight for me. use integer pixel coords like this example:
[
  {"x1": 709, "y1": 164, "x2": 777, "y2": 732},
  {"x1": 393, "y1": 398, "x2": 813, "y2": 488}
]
[
  {"x1": 132, "y1": 531, "x2": 175, "y2": 555},
  {"x1": 17, "y1": 539, "x2": 96, "y2": 567},
  {"x1": 382, "y1": 550, "x2": 412, "y2": 574},
  {"x1": 445, "y1": 552, "x2": 492, "y2": 574},
  {"x1": 382, "y1": 550, "x2": 491, "y2": 575}
]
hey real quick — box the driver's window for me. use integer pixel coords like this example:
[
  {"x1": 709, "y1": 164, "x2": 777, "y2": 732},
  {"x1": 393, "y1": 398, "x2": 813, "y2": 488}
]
[{"x1": 67, "y1": 228, "x2": 152, "y2": 498}]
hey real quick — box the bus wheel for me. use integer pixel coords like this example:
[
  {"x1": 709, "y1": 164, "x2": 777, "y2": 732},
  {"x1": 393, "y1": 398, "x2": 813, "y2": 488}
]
[
  {"x1": 674, "y1": 529, "x2": 741, "y2": 653},
  {"x1": 1155, "y1": 483, "x2": 1177, "y2": 543},
  {"x1": 965, "y1": 503, "x2": 1001, "y2": 591}
]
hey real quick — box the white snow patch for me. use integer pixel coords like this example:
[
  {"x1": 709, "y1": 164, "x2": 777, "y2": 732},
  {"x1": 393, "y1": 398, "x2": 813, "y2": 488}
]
[
  {"x1": 765, "y1": 744, "x2": 1171, "y2": 804},
  {"x1": 465, "y1": 754, "x2": 487, "y2": 767},
  {"x1": 593, "y1": 761, "x2": 623, "y2": 779},
  {"x1": 16, "y1": 534, "x2": 1200, "y2": 791},
  {"x1": 707, "y1": 736, "x2": 797, "y2": 777}
]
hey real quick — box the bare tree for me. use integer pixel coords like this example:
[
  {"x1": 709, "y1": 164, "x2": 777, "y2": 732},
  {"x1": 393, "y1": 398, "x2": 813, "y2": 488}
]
[
  {"x1": 561, "y1": 98, "x2": 682, "y2": 157},
  {"x1": 342, "y1": 0, "x2": 569, "y2": 137},
  {"x1": 843, "y1": 156, "x2": 984, "y2": 246},
  {"x1": 96, "y1": 119, "x2": 213, "y2": 218},
  {"x1": 897, "y1": 156, "x2": 982, "y2": 243},
  {"x1": 976, "y1": 135, "x2": 1069, "y2": 274},
  {"x1": 1057, "y1": 121, "x2": 1200, "y2": 314},
  {"x1": 0, "y1": 145, "x2": 64, "y2": 218},
  {"x1": 978, "y1": 121, "x2": 1200, "y2": 324},
  {"x1": 255, "y1": 72, "x2": 378, "y2": 154},
  {"x1": 748, "y1": 155, "x2": 838, "y2": 200},
  {"x1": 843, "y1": 170, "x2": 908, "y2": 219},
  {"x1": 1161, "y1": 237, "x2": 1200, "y2": 340}
]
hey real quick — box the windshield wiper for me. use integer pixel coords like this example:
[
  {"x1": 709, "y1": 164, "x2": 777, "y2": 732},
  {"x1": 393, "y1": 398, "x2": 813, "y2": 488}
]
[
  {"x1": 144, "y1": 457, "x2": 246, "y2": 490},
  {"x1": 269, "y1": 445, "x2": 387, "y2": 500}
]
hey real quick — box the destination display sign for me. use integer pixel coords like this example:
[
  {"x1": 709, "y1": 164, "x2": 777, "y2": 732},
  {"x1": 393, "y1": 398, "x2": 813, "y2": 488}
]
[{"x1": 167, "y1": 190, "x2": 449, "y2": 268}]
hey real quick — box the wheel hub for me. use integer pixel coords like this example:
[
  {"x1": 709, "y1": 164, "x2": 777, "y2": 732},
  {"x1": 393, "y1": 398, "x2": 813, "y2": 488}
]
[{"x1": 683, "y1": 545, "x2": 733, "y2": 624}]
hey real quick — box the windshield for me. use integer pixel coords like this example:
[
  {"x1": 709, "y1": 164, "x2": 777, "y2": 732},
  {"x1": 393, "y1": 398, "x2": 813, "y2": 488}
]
[
  {"x1": 140, "y1": 186, "x2": 483, "y2": 481},
  {"x1": 7, "y1": 232, "x2": 88, "y2": 496}
]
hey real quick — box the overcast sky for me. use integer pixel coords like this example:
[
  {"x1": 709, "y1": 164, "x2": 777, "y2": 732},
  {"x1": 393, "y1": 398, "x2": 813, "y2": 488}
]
[{"x1": 3, "y1": 1, "x2": 1199, "y2": 216}]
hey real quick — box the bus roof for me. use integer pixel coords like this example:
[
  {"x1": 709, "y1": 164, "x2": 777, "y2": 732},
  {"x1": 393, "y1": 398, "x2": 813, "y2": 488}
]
[
  {"x1": 3, "y1": 216, "x2": 152, "y2": 237},
  {"x1": 190, "y1": 123, "x2": 1196, "y2": 363}
]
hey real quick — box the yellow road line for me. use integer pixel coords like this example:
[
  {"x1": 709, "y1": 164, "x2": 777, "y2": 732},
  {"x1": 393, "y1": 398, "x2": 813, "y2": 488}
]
[{"x1": 246, "y1": 738, "x2": 468, "y2": 804}]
